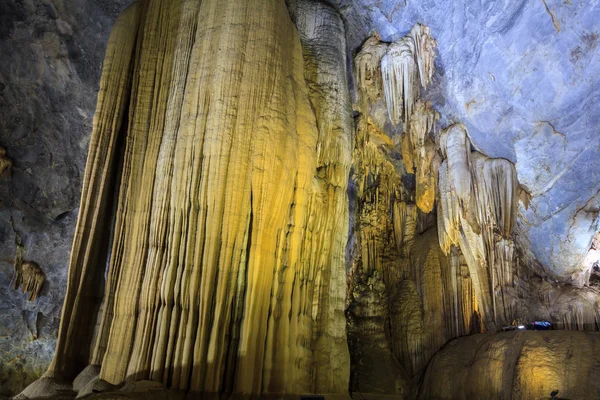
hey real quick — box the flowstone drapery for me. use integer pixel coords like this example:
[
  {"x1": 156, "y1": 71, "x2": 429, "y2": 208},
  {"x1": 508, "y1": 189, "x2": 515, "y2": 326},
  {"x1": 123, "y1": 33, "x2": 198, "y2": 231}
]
[{"x1": 26, "y1": 0, "x2": 352, "y2": 397}]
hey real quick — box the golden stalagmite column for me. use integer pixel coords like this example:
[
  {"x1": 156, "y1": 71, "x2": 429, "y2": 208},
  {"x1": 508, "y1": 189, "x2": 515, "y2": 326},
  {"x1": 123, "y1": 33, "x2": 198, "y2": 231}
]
[{"x1": 41, "y1": 0, "x2": 351, "y2": 396}]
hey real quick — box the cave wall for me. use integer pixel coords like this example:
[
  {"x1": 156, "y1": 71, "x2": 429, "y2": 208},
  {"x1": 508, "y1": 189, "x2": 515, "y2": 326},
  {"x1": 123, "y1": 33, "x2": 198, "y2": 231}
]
[{"x1": 0, "y1": 0, "x2": 133, "y2": 396}]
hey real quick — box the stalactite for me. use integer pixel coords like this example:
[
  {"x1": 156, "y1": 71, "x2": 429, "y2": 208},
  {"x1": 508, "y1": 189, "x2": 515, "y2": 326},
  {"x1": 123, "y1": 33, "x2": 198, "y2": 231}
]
[
  {"x1": 0, "y1": 146, "x2": 12, "y2": 177},
  {"x1": 392, "y1": 201, "x2": 417, "y2": 256},
  {"x1": 404, "y1": 100, "x2": 439, "y2": 213},
  {"x1": 11, "y1": 225, "x2": 45, "y2": 301},
  {"x1": 438, "y1": 124, "x2": 473, "y2": 210},
  {"x1": 381, "y1": 23, "x2": 437, "y2": 126},
  {"x1": 349, "y1": 23, "x2": 480, "y2": 394},
  {"x1": 437, "y1": 123, "x2": 520, "y2": 331},
  {"x1": 355, "y1": 32, "x2": 388, "y2": 107},
  {"x1": 381, "y1": 36, "x2": 418, "y2": 126},
  {"x1": 13, "y1": 239, "x2": 45, "y2": 302}
]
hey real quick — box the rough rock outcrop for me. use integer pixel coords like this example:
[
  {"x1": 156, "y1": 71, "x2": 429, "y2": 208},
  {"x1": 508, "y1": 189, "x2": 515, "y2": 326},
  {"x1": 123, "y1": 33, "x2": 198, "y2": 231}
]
[{"x1": 0, "y1": 146, "x2": 11, "y2": 177}]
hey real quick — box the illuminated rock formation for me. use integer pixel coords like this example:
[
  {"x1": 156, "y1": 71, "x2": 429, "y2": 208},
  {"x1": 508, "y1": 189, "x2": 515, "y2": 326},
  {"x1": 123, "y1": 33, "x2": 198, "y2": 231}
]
[
  {"x1": 403, "y1": 100, "x2": 439, "y2": 213},
  {"x1": 420, "y1": 331, "x2": 600, "y2": 399},
  {"x1": 28, "y1": 0, "x2": 351, "y2": 397},
  {"x1": 437, "y1": 123, "x2": 519, "y2": 331},
  {"x1": 348, "y1": 25, "x2": 482, "y2": 395},
  {"x1": 13, "y1": 261, "x2": 45, "y2": 302},
  {"x1": 355, "y1": 32, "x2": 388, "y2": 108},
  {"x1": 381, "y1": 23, "x2": 436, "y2": 126}
]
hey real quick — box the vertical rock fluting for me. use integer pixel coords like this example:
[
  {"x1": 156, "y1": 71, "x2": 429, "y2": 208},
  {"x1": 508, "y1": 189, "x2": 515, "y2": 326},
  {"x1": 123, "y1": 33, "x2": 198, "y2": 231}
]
[
  {"x1": 403, "y1": 100, "x2": 439, "y2": 213},
  {"x1": 381, "y1": 23, "x2": 436, "y2": 127},
  {"x1": 48, "y1": 2, "x2": 141, "y2": 379},
  {"x1": 38, "y1": 0, "x2": 351, "y2": 396},
  {"x1": 294, "y1": 1, "x2": 352, "y2": 392}
]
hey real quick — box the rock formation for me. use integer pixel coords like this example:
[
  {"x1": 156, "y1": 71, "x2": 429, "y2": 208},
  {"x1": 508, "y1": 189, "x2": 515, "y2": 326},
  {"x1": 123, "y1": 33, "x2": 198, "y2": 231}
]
[
  {"x1": 381, "y1": 23, "x2": 436, "y2": 126},
  {"x1": 10, "y1": 222, "x2": 45, "y2": 301},
  {"x1": 26, "y1": 0, "x2": 352, "y2": 397},
  {"x1": 0, "y1": 146, "x2": 11, "y2": 177},
  {"x1": 420, "y1": 331, "x2": 600, "y2": 399},
  {"x1": 437, "y1": 123, "x2": 520, "y2": 331},
  {"x1": 347, "y1": 26, "x2": 484, "y2": 395},
  {"x1": 2, "y1": 0, "x2": 600, "y2": 398},
  {"x1": 13, "y1": 259, "x2": 45, "y2": 302}
]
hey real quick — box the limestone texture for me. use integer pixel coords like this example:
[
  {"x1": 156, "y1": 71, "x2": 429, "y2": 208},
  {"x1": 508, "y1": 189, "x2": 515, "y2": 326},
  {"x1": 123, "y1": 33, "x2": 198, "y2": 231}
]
[
  {"x1": 331, "y1": 0, "x2": 600, "y2": 285},
  {"x1": 23, "y1": 0, "x2": 352, "y2": 397}
]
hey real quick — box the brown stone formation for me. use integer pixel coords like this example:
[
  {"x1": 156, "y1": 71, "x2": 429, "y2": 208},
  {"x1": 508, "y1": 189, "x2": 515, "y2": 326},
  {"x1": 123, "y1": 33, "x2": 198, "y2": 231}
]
[
  {"x1": 0, "y1": 146, "x2": 12, "y2": 177},
  {"x1": 12, "y1": 226, "x2": 45, "y2": 301},
  {"x1": 13, "y1": 261, "x2": 45, "y2": 302},
  {"x1": 29, "y1": 0, "x2": 351, "y2": 397},
  {"x1": 419, "y1": 331, "x2": 600, "y2": 399}
]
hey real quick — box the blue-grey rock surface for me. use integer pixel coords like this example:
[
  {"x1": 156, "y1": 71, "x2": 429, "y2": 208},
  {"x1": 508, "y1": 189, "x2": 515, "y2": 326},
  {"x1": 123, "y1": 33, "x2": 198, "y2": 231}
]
[
  {"x1": 332, "y1": 0, "x2": 600, "y2": 282},
  {"x1": 0, "y1": 0, "x2": 132, "y2": 396}
]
